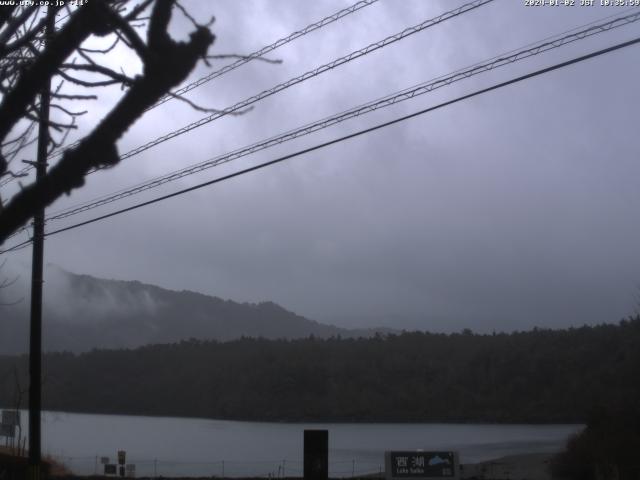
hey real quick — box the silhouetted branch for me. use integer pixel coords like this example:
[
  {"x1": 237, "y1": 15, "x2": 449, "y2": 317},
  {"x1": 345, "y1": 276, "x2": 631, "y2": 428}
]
[
  {"x1": 165, "y1": 90, "x2": 253, "y2": 115},
  {"x1": 0, "y1": 0, "x2": 215, "y2": 243},
  {"x1": 207, "y1": 53, "x2": 282, "y2": 64}
]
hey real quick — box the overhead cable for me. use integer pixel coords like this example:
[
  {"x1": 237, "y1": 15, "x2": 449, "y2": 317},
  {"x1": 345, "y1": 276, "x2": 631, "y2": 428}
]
[
  {"x1": 3, "y1": 0, "x2": 381, "y2": 184},
  {"x1": 43, "y1": 9, "x2": 640, "y2": 223},
  {"x1": 149, "y1": 0, "x2": 381, "y2": 110},
  {"x1": 52, "y1": 0, "x2": 494, "y2": 167},
  {"x1": 8, "y1": 0, "x2": 495, "y2": 211},
  {"x1": 3, "y1": 34, "x2": 638, "y2": 254}
]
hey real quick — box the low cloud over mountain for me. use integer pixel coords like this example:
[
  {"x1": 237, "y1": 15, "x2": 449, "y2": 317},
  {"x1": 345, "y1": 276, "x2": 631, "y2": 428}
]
[{"x1": 0, "y1": 266, "x2": 389, "y2": 354}]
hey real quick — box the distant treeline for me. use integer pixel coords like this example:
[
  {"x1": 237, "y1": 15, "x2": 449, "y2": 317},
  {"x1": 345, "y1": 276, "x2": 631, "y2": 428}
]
[{"x1": 1, "y1": 318, "x2": 639, "y2": 423}]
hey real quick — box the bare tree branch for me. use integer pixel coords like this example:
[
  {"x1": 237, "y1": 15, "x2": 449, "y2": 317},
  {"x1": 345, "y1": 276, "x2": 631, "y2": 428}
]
[
  {"x1": 0, "y1": 12, "x2": 50, "y2": 57},
  {"x1": 0, "y1": 0, "x2": 216, "y2": 243},
  {"x1": 207, "y1": 53, "x2": 282, "y2": 64},
  {"x1": 0, "y1": 6, "x2": 39, "y2": 48},
  {"x1": 51, "y1": 92, "x2": 98, "y2": 100},
  {"x1": 123, "y1": 0, "x2": 155, "y2": 22},
  {"x1": 0, "y1": 2, "x2": 115, "y2": 148},
  {"x1": 0, "y1": 258, "x2": 23, "y2": 305},
  {"x1": 166, "y1": 90, "x2": 253, "y2": 115},
  {"x1": 49, "y1": 103, "x2": 87, "y2": 117},
  {"x1": 0, "y1": 6, "x2": 18, "y2": 30},
  {"x1": 79, "y1": 34, "x2": 120, "y2": 54},
  {"x1": 59, "y1": 62, "x2": 136, "y2": 86},
  {"x1": 55, "y1": 68, "x2": 121, "y2": 88}
]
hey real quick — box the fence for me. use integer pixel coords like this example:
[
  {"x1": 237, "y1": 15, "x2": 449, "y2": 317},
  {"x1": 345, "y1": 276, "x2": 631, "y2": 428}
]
[{"x1": 53, "y1": 455, "x2": 385, "y2": 478}]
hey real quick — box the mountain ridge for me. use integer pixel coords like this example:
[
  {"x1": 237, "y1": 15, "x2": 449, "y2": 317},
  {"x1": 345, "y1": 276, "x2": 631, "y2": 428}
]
[{"x1": 0, "y1": 267, "x2": 394, "y2": 354}]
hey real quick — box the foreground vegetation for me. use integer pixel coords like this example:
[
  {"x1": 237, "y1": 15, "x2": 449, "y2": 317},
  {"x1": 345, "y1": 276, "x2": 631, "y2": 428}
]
[
  {"x1": 551, "y1": 408, "x2": 640, "y2": 480},
  {"x1": 1, "y1": 317, "x2": 639, "y2": 423}
]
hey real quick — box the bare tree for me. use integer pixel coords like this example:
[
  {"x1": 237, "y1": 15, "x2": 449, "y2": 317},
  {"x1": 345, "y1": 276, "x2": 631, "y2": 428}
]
[
  {"x1": 0, "y1": 258, "x2": 22, "y2": 306},
  {"x1": 0, "y1": 0, "x2": 216, "y2": 244},
  {"x1": 0, "y1": 364, "x2": 27, "y2": 455}
]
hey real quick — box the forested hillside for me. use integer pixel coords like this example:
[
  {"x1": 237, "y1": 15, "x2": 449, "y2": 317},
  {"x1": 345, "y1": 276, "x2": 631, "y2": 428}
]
[
  {"x1": 1, "y1": 318, "x2": 639, "y2": 423},
  {"x1": 0, "y1": 268, "x2": 375, "y2": 354}
]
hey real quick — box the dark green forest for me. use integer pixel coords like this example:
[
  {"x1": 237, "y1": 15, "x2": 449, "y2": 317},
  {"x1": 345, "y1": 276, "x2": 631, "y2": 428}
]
[{"x1": 1, "y1": 318, "x2": 639, "y2": 423}]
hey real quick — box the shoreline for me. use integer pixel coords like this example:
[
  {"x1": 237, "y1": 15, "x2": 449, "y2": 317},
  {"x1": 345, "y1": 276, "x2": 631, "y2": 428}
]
[
  {"x1": 3, "y1": 407, "x2": 585, "y2": 426},
  {"x1": 1, "y1": 452, "x2": 557, "y2": 480}
]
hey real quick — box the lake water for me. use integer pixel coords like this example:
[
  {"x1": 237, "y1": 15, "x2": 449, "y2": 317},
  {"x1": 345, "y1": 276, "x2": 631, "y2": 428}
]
[{"x1": 12, "y1": 411, "x2": 581, "y2": 477}]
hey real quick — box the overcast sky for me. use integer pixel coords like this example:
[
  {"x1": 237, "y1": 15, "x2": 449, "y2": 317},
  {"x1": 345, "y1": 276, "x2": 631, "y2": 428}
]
[{"x1": 3, "y1": 0, "x2": 640, "y2": 332}]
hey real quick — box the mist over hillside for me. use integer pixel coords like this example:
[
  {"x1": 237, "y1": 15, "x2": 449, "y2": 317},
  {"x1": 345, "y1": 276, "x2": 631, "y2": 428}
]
[{"x1": 0, "y1": 266, "x2": 391, "y2": 354}]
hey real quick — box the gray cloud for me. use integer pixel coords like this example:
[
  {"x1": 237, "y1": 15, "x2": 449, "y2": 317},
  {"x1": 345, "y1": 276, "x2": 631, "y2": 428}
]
[{"x1": 3, "y1": 0, "x2": 640, "y2": 333}]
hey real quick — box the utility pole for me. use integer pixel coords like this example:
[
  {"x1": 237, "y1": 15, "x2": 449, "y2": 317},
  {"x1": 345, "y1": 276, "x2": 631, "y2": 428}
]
[{"x1": 27, "y1": 8, "x2": 53, "y2": 480}]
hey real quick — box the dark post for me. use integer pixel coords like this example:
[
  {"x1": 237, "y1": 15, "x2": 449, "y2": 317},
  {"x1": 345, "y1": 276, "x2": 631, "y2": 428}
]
[
  {"x1": 304, "y1": 429, "x2": 328, "y2": 480},
  {"x1": 27, "y1": 9, "x2": 53, "y2": 480}
]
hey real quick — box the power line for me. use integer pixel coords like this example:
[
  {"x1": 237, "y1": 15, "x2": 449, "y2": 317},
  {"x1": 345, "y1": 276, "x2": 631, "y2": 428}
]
[
  {"x1": 2, "y1": 0, "x2": 494, "y2": 188},
  {"x1": 0, "y1": 164, "x2": 30, "y2": 187},
  {"x1": 114, "y1": 0, "x2": 494, "y2": 161},
  {"x1": 2, "y1": 34, "x2": 637, "y2": 254},
  {"x1": 4, "y1": 0, "x2": 382, "y2": 184},
  {"x1": 149, "y1": 0, "x2": 380, "y2": 111},
  {"x1": 2, "y1": 0, "x2": 496, "y2": 242},
  {"x1": 41, "y1": 9, "x2": 640, "y2": 224},
  {"x1": 49, "y1": 0, "x2": 493, "y2": 171},
  {"x1": 5, "y1": 7, "x2": 639, "y2": 245}
]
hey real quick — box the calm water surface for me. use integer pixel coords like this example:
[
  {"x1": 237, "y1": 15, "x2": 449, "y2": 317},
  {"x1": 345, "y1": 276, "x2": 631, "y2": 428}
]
[{"x1": 15, "y1": 411, "x2": 581, "y2": 477}]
